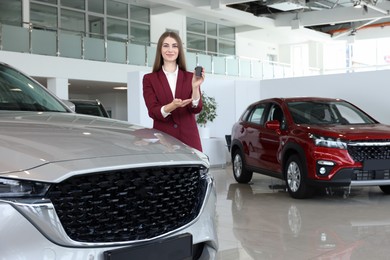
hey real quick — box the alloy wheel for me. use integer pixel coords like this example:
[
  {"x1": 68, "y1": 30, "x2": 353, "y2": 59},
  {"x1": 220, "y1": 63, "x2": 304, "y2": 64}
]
[
  {"x1": 233, "y1": 153, "x2": 242, "y2": 178},
  {"x1": 287, "y1": 161, "x2": 301, "y2": 192}
]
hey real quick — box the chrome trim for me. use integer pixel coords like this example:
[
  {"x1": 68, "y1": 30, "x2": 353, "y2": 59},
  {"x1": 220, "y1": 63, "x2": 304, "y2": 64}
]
[
  {"x1": 351, "y1": 180, "x2": 390, "y2": 186},
  {"x1": 348, "y1": 142, "x2": 390, "y2": 146}
]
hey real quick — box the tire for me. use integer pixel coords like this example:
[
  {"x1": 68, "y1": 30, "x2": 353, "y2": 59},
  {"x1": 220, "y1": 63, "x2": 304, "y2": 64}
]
[
  {"x1": 232, "y1": 149, "x2": 253, "y2": 183},
  {"x1": 284, "y1": 154, "x2": 313, "y2": 199},
  {"x1": 379, "y1": 185, "x2": 390, "y2": 194}
]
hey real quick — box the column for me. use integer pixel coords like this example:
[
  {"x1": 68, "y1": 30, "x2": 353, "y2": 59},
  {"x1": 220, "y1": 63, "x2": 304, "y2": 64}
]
[{"x1": 47, "y1": 77, "x2": 69, "y2": 100}]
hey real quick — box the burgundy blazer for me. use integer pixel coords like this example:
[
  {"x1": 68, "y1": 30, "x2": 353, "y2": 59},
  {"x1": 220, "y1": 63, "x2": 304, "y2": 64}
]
[{"x1": 143, "y1": 69, "x2": 203, "y2": 151}]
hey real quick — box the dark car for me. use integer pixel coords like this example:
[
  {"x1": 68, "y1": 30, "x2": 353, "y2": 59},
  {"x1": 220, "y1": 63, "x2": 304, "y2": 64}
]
[
  {"x1": 68, "y1": 99, "x2": 110, "y2": 118},
  {"x1": 230, "y1": 97, "x2": 390, "y2": 199}
]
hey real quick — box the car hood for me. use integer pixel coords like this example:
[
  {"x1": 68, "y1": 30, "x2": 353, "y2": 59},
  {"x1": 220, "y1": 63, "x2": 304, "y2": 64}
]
[
  {"x1": 304, "y1": 123, "x2": 390, "y2": 140},
  {"x1": 0, "y1": 112, "x2": 206, "y2": 182}
]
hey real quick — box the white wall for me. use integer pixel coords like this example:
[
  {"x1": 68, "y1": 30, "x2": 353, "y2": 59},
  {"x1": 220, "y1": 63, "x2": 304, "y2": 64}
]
[
  {"x1": 235, "y1": 30, "x2": 278, "y2": 61},
  {"x1": 150, "y1": 11, "x2": 187, "y2": 46},
  {"x1": 127, "y1": 70, "x2": 153, "y2": 127}
]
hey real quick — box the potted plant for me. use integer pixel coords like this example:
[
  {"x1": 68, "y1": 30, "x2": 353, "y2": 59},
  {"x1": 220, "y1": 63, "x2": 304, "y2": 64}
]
[{"x1": 197, "y1": 91, "x2": 217, "y2": 138}]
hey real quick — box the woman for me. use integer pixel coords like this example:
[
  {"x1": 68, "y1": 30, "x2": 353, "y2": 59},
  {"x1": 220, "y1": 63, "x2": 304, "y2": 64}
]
[{"x1": 142, "y1": 31, "x2": 204, "y2": 151}]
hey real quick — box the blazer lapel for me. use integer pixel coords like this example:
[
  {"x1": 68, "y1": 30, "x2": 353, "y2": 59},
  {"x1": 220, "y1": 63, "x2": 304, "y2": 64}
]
[{"x1": 157, "y1": 70, "x2": 174, "y2": 102}]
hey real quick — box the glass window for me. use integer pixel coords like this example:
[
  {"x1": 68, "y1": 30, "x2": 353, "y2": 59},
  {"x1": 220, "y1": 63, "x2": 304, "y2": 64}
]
[
  {"x1": 219, "y1": 39, "x2": 235, "y2": 55},
  {"x1": 61, "y1": 0, "x2": 85, "y2": 10},
  {"x1": 249, "y1": 106, "x2": 265, "y2": 124},
  {"x1": 30, "y1": 3, "x2": 58, "y2": 28},
  {"x1": 107, "y1": 18, "x2": 128, "y2": 41},
  {"x1": 88, "y1": 0, "x2": 103, "y2": 13},
  {"x1": 0, "y1": 0, "x2": 22, "y2": 26},
  {"x1": 88, "y1": 15, "x2": 104, "y2": 39},
  {"x1": 187, "y1": 33, "x2": 206, "y2": 52},
  {"x1": 130, "y1": 5, "x2": 149, "y2": 23},
  {"x1": 207, "y1": 37, "x2": 217, "y2": 55},
  {"x1": 187, "y1": 17, "x2": 205, "y2": 34},
  {"x1": 107, "y1": 0, "x2": 128, "y2": 18},
  {"x1": 207, "y1": 22, "x2": 217, "y2": 36},
  {"x1": 219, "y1": 25, "x2": 235, "y2": 40},
  {"x1": 61, "y1": 9, "x2": 85, "y2": 32},
  {"x1": 130, "y1": 22, "x2": 150, "y2": 44},
  {"x1": 187, "y1": 17, "x2": 235, "y2": 56},
  {"x1": 28, "y1": 0, "x2": 150, "y2": 48}
]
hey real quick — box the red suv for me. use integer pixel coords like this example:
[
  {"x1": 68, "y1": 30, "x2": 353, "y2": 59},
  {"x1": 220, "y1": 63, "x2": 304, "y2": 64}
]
[{"x1": 230, "y1": 97, "x2": 390, "y2": 199}]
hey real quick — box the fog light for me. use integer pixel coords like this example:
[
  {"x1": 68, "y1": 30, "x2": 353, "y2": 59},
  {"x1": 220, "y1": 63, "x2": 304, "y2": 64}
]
[{"x1": 316, "y1": 160, "x2": 335, "y2": 177}]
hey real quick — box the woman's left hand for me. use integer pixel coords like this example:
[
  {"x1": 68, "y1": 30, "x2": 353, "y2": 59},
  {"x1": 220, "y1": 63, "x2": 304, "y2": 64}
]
[
  {"x1": 192, "y1": 67, "x2": 204, "y2": 101},
  {"x1": 192, "y1": 67, "x2": 205, "y2": 89}
]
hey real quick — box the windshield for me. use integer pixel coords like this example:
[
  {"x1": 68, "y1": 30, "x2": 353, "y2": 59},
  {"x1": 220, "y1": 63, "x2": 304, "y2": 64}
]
[
  {"x1": 287, "y1": 100, "x2": 376, "y2": 125},
  {"x1": 0, "y1": 64, "x2": 68, "y2": 112}
]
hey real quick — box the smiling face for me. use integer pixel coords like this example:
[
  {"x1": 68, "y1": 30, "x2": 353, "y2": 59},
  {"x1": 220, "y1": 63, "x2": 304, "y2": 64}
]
[{"x1": 161, "y1": 36, "x2": 179, "y2": 63}]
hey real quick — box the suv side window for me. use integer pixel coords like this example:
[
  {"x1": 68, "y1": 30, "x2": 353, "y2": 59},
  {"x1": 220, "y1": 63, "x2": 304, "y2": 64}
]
[
  {"x1": 248, "y1": 104, "x2": 266, "y2": 125},
  {"x1": 266, "y1": 104, "x2": 286, "y2": 129}
]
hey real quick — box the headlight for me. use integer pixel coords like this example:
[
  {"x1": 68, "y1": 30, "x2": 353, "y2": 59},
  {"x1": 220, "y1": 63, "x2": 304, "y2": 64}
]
[
  {"x1": 191, "y1": 148, "x2": 210, "y2": 167},
  {"x1": 0, "y1": 178, "x2": 50, "y2": 198},
  {"x1": 309, "y1": 134, "x2": 347, "y2": 149}
]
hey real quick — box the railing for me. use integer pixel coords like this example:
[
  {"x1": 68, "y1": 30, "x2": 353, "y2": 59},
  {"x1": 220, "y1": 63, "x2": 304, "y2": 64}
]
[{"x1": 6, "y1": 22, "x2": 383, "y2": 79}]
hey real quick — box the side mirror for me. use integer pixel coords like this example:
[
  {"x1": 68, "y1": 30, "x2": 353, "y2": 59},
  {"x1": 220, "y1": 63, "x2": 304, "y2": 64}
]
[
  {"x1": 62, "y1": 100, "x2": 76, "y2": 112},
  {"x1": 265, "y1": 120, "x2": 281, "y2": 134}
]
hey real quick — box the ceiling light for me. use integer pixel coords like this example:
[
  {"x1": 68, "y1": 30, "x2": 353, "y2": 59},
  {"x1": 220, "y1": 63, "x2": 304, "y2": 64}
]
[{"x1": 113, "y1": 86, "x2": 127, "y2": 90}]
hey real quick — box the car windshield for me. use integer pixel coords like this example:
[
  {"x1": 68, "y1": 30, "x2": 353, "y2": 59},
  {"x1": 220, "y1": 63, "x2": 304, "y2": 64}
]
[
  {"x1": 287, "y1": 100, "x2": 376, "y2": 125},
  {"x1": 0, "y1": 64, "x2": 68, "y2": 112}
]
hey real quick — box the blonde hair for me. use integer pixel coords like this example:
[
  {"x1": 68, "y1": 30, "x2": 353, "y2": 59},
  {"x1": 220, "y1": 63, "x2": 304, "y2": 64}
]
[{"x1": 152, "y1": 31, "x2": 187, "y2": 72}]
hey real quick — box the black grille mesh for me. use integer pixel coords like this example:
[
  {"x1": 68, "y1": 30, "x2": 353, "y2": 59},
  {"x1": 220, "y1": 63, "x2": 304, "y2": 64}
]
[
  {"x1": 352, "y1": 169, "x2": 390, "y2": 180},
  {"x1": 348, "y1": 142, "x2": 390, "y2": 162},
  {"x1": 47, "y1": 166, "x2": 207, "y2": 243}
]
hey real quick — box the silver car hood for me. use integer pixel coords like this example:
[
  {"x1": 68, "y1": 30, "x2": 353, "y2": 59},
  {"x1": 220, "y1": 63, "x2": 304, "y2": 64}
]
[{"x1": 0, "y1": 112, "x2": 207, "y2": 182}]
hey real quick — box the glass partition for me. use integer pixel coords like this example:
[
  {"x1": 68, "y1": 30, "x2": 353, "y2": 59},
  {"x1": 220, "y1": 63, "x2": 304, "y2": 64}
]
[
  {"x1": 128, "y1": 44, "x2": 145, "y2": 66},
  {"x1": 31, "y1": 29, "x2": 57, "y2": 56},
  {"x1": 84, "y1": 37, "x2": 105, "y2": 61},
  {"x1": 252, "y1": 60, "x2": 263, "y2": 78},
  {"x1": 263, "y1": 62, "x2": 275, "y2": 79},
  {"x1": 186, "y1": 52, "x2": 197, "y2": 72},
  {"x1": 213, "y1": 56, "x2": 226, "y2": 75},
  {"x1": 197, "y1": 54, "x2": 212, "y2": 74},
  {"x1": 107, "y1": 40, "x2": 126, "y2": 63},
  {"x1": 226, "y1": 58, "x2": 239, "y2": 76},
  {"x1": 59, "y1": 33, "x2": 82, "y2": 59},
  {"x1": 2, "y1": 24, "x2": 29, "y2": 52},
  {"x1": 0, "y1": 24, "x2": 303, "y2": 80},
  {"x1": 146, "y1": 46, "x2": 156, "y2": 67},
  {"x1": 240, "y1": 59, "x2": 251, "y2": 78}
]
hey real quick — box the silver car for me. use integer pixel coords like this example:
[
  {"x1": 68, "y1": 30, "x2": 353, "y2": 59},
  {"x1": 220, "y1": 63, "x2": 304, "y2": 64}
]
[{"x1": 0, "y1": 62, "x2": 218, "y2": 259}]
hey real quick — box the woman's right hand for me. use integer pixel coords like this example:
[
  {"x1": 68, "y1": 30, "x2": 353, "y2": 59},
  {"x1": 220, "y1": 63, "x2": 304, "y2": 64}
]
[
  {"x1": 164, "y1": 98, "x2": 193, "y2": 113},
  {"x1": 173, "y1": 98, "x2": 192, "y2": 107}
]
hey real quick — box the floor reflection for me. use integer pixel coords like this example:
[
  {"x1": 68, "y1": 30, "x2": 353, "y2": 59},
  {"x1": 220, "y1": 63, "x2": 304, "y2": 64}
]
[{"x1": 212, "y1": 166, "x2": 390, "y2": 260}]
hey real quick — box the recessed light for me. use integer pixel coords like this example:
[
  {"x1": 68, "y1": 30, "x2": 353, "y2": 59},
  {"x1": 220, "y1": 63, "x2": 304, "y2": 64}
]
[{"x1": 113, "y1": 87, "x2": 127, "y2": 90}]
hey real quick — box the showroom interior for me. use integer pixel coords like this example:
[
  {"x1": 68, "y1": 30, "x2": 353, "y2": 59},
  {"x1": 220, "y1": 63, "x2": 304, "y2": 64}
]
[{"x1": 2, "y1": 0, "x2": 390, "y2": 259}]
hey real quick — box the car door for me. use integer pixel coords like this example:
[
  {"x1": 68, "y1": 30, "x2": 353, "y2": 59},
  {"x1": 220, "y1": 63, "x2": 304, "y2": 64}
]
[
  {"x1": 242, "y1": 103, "x2": 267, "y2": 168},
  {"x1": 257, "y1": 103, "x2": 285, "y2": 174}
]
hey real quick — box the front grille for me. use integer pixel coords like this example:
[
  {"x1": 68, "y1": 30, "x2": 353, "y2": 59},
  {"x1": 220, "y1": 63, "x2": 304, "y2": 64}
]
[
  {"x1": 47, "y1": 166, "x2": 207, "y2": 243},
  {"x1": 352, "y1": 169, "x2": 390, "y2": 180},
  {"x1": 348, "y1": 140, "x2": 390, "y2": 162}
]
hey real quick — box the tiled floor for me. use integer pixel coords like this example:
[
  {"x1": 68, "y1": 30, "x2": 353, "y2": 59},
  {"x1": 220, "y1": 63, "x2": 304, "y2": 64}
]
[{"x1": 212, "y1": 165, "x2": 390, "y2": 260}]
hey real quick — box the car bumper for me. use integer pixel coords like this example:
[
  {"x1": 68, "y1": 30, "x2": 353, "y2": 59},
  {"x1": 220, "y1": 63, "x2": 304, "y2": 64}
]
[
  {"x1": 0, "y1": 184, "x2": 218, "y2": 260},
  {"x1": 308, "y1": 167, "x2": 390, "y2": 187}
]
